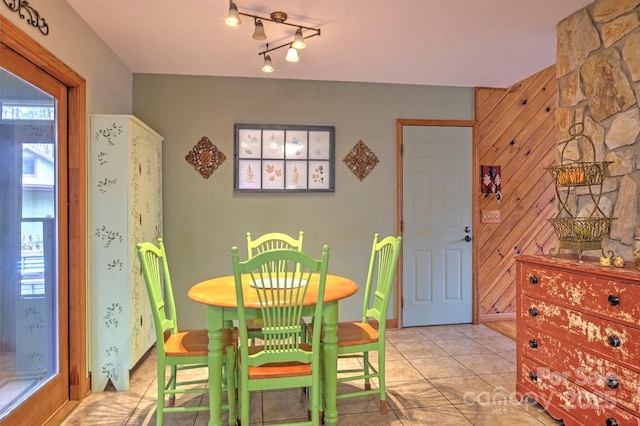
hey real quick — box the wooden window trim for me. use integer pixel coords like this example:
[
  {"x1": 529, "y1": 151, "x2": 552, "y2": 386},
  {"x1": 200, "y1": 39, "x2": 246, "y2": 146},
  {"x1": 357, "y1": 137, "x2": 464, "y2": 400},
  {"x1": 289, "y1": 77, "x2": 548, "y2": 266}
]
[{"x1": 1, "y1": 13, "x2": 88, "y2": 413}]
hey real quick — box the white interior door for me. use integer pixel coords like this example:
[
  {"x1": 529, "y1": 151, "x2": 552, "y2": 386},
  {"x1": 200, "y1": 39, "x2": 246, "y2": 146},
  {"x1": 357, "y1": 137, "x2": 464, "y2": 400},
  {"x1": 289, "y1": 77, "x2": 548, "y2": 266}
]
[{"x1": 402, "y1": 125, "x2": 472, "y2": 326}]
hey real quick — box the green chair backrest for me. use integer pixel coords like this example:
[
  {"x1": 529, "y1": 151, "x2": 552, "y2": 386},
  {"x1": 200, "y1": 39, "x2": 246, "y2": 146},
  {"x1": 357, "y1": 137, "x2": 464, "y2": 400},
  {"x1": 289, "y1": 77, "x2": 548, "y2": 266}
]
[
  {"x1": 247, "y1": 231, "x2": 305, "y2": 274},
  {"x1": 136, "y1": 238, "x2": 178, "y2": 354},
  {"x1": 361, "y1": 234, "x2": 402, "y2": 332},
  {"x1": 232, "y1": 246, "x2": 329, "y2": 366},
  {"x1": 246, "y1": 231, "x2": 304, "y2": 259}
]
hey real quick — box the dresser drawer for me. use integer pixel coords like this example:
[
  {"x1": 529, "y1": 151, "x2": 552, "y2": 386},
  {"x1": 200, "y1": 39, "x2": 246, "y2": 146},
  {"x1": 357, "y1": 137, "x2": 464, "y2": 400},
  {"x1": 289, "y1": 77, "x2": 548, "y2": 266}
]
[
  {"x1": 520, "y1": 263, "x2": 640, "y2": 328},
  {"x1": 521, "y1": 295, "x2": 640, "y2": 371},
  {"x1": 519, "y1": 356, "x2": 640, "y2": 426},
  {"x1": 519, "y1": 326, "x2": 640, "y2": 415}
]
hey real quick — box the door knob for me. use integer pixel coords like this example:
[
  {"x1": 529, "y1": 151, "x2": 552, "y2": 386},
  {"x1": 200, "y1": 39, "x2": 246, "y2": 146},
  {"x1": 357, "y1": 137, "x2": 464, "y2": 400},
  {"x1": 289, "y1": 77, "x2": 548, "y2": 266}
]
[
  {"x1": 464, "y1": 226, "x2": 471, "y2": 233},
  {"x1": 464, "y1": 235, "x2": 472, "y2": 242}
]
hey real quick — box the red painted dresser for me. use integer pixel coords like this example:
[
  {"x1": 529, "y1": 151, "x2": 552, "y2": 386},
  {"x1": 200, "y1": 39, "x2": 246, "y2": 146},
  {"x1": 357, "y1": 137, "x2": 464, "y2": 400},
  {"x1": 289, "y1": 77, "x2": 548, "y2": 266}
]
[{"x1": 516, "y1": 254, "x2": 640, "y2": 426}]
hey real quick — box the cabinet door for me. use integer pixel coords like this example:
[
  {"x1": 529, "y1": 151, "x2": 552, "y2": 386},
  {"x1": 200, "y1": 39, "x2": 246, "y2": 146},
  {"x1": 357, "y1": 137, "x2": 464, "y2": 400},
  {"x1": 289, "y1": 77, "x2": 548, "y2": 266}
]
[{"x1": 128, "y1": 128, "x2": 161, "y2": 367}]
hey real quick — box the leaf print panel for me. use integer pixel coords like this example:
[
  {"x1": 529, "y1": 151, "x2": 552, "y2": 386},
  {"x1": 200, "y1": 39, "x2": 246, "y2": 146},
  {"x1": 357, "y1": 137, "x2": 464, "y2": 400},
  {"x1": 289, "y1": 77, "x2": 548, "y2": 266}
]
[
  {"x1": 285, "y1": 130, "x2": 307, "y2": 159},
  {"x1": 286, "y1": 161, "x2": 308, "y2": 189},
  {"x1": 262, "y1": 160, "x2": 285, "y2": 189},
  {"x1": 308, "y1": 131, "x2": 331, "y2": 159},
  {"x1": 238, "y1": 129, "x2": 261, "y2": 158},
  {"x1": 262, "y1": 130, "x2": 285, "y2": 159},
  {"x1": 237, "y1": 160, "x2": 262, "y2": 189},
  {"x1": 309, "y1": 160, "x2": 331, "y2": 189}
]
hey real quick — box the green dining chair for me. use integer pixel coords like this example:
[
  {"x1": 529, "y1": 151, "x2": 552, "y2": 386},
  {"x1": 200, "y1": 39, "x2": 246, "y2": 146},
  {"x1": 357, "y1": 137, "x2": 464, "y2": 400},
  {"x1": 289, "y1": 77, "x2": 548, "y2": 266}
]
[
  {"x1": 136, "y1": 238, "x2": 237, "y2": 426},
  {"x1": 231, "y1": 246, "x2": 330, "y2": 426},
  {"x1": 314, "y1": 234, "x2": 402, "y2": 413},
  {"x1": 246, "y1": 231, "x2": 305, "y2": 344}
]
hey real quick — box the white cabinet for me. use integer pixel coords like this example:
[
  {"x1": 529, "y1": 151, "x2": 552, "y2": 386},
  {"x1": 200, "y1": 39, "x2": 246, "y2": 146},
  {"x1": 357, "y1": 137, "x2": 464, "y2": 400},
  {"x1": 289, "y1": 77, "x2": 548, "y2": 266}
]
[{"x1": 89, "y1": 115, "x2": 163, "y2": 391}]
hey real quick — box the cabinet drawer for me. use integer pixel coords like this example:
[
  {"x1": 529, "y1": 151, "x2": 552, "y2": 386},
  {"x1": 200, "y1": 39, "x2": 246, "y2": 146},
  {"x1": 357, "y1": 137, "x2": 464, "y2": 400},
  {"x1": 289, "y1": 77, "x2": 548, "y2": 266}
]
[
  {"x1": 520, "y1": 263, "x2": 640, "y2": 328},
  {"x1": 519, "y1": 356, "x2": 640, "y2": 426},
  {"x1": 519, "y1": 326, "x2": 640, "y2": 415},
  {"x1": 521, "y1": 295, "x2": 640, "y2": 371}
]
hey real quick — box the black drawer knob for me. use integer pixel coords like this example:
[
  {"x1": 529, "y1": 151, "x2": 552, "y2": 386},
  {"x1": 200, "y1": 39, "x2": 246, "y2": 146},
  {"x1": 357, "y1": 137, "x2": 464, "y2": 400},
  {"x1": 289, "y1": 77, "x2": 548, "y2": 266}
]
[
  {"x1": 608, "y1": 335, "x2": 621, "y2": 347},
  {"x1": 528, "y1": 339, "x2": 538, "y2": 349},
  {"x1": 606, "y1": 418, "x2": 618, "y2": 426},
  {"x1": 606, "y1": 377, "x2": 619, "y2": 389},
  {"x1": 608, "y1": 294, "x2": 620, "y2": 306},
  {"x1": 529, "y1": 275, "x2": 538, "y2": 285},
  {"x1": 528, "y1": 371, "x2": 537, "y2": 381},
  {"x1": 528, "y1": 307, "x2": 538, "y2": 317}
]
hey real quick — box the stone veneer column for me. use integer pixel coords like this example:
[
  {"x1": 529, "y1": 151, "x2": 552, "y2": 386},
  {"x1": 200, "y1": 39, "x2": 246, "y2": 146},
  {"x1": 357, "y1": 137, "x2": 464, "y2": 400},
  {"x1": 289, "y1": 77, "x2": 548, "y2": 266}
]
[{"x1": 556, "y1": 0, "x2": 640, "y2": 260}]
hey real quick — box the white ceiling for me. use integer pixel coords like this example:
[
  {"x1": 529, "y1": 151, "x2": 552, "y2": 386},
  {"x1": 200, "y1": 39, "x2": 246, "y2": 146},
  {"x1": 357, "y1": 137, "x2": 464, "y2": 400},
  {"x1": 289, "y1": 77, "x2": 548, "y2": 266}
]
[{"x1": 66, "y1": 0, "x2": 592, "y2": 88}]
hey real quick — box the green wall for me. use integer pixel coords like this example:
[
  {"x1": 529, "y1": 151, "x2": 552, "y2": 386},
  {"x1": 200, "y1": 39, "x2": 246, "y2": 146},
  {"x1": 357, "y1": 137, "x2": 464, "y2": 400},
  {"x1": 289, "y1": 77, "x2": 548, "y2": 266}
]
[{"x1": 133, "y1": 74, "x2": 474, "y2": 329}]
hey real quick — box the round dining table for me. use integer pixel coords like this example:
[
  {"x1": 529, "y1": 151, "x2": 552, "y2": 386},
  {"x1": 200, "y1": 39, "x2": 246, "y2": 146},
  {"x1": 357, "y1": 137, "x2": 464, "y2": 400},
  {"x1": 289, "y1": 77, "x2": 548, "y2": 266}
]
[{"x1": 188, "y1": 273, "x2": 358, "y2": 426}]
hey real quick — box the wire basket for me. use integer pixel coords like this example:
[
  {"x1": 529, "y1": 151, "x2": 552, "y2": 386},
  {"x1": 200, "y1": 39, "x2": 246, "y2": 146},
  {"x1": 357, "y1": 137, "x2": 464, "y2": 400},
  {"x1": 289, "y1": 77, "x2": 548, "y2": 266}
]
[
  {"x1": 545, "y1": 162, "x2": 611, "y2": 186},
  {"x1": 547, "y1": 217, "x2": 613, "y2": 242}
]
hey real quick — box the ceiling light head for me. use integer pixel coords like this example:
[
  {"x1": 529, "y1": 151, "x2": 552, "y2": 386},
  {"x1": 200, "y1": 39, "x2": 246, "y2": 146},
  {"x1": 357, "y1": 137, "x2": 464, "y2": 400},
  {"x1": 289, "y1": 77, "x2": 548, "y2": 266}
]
[
  {"x1": 225, "y1": 2, "x2": 241, "y2": 26},
  {"x1": 252, "y1": 19, "x2": 266, "y2": 40},
  {"x1": 285, "y1": 46, "x2": 299, "y2": 62},
  {"x1": 270, "y1": 11, "x2": 288, "y2": 23},
  {"x1": 261, "y1": 55, "x2": 274, "y2": 72},
  {"x1": 291, "y1": 28, "x2": 306, "y2": 49}
]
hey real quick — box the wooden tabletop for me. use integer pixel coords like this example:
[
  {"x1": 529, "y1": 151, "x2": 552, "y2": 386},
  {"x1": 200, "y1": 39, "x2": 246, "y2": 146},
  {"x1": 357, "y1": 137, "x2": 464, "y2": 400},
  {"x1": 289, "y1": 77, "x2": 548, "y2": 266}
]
[{"x1": 188, "y1": 274, "x2": 358, "y2": 308}]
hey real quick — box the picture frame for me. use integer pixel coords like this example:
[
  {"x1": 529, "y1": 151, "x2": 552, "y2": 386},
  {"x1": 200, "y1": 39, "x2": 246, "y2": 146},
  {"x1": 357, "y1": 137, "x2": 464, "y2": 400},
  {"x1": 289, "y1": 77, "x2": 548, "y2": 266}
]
[{"x1": 234, "y1": 123, "x2": 335, "y2": 192}]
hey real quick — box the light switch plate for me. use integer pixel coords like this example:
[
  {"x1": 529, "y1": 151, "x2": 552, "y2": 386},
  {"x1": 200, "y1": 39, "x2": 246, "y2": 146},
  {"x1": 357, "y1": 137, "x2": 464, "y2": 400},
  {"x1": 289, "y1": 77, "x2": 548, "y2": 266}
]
[{"x1": 482, "y1": 209, "x2": 500, "y2": 223}]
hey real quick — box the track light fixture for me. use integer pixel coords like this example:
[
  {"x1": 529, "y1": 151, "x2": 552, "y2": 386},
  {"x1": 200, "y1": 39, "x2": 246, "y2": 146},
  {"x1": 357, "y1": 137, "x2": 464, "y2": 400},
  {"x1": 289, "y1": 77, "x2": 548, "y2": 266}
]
[
  {"x1": 261, "y1": 54, "x2": 274, "y2": 73},
  {"x1": 225, "y1": 1, "x2": 321, "y2": 73}
]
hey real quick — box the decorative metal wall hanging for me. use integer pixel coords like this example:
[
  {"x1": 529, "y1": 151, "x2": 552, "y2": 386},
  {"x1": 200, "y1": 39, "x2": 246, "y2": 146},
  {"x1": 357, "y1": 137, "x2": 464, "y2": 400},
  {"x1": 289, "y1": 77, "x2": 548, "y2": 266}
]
[
  {"x1": 343, "y1": 140, "x2": 379, "y2": 181},
  {"x1": 186, "y1": 136, "x2": 226, "y2": 179},
  {"x1": 234, "y1": 123, "x2": 335, "y2": 192},
  {"x1": 481, "y1": 165, "x2": 502, "y2": 200},
  {"x1": 3, "y1": 0, "x2": 49, "y2": 35}
]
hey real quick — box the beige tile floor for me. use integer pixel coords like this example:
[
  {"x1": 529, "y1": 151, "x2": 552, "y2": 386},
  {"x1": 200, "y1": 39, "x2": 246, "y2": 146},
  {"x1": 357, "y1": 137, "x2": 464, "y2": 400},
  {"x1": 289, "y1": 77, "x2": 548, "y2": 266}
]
[{"x1": 60, "y1": 324, "x2": 564, "y2": 425}]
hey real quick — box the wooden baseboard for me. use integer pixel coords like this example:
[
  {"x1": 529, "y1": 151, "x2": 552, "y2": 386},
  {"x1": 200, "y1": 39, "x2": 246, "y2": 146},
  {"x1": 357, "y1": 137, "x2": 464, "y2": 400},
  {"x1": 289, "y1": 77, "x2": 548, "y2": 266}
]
[
  {"x1": 479, "y1": 312, "x2": 516, "y2": 322},
  {"x1": 44, "y1": 401, "x2": 80, "y2": 425}
]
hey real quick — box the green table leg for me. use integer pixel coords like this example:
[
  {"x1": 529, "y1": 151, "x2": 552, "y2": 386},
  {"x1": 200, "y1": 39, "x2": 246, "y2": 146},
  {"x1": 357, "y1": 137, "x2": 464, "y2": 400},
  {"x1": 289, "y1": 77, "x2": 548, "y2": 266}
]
[
  {"x1": 322, "y1": 301, "x2": 339, "y2": 426},
  {"x1": 207, "y1": 307, "x2": 224, "y2": 426}
]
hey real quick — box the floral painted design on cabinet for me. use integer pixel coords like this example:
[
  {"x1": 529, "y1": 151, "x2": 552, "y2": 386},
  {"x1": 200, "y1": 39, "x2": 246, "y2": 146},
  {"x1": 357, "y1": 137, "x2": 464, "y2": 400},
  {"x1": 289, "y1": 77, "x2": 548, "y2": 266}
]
[{"x1": 90, "y1": 115, "x2": 163, "y2": 391}]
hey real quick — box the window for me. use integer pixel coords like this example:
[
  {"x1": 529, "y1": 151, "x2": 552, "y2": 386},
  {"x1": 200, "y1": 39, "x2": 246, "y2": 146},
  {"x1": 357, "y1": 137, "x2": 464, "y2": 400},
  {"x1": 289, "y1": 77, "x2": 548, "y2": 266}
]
[{"x1": 23, "y1": 152, "x2": 36, "y2": 175}]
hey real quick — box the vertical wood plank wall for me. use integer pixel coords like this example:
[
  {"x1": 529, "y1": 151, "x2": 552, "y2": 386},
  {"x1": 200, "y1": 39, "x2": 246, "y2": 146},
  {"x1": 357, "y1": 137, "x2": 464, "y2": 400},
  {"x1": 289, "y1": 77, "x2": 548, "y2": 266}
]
[{"x1": 475, "y1": 65, "x2": 558, "y2": 322}]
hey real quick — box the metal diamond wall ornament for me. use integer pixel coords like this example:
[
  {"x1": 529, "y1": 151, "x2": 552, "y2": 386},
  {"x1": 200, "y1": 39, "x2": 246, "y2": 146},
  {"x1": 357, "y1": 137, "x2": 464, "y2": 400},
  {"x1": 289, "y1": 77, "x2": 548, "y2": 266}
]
[
  {"x1": 185, "y1": 136, "x2": 226, "y2": 179},
  {"x1": 343, "y1": 140, "x2": 379, "y2": 181}
]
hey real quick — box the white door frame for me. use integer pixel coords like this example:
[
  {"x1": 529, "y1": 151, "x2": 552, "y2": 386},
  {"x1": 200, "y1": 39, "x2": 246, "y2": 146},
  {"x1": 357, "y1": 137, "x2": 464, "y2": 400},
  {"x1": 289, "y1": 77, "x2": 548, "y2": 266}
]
[{"x1": 395, "y1": 118, "x2": 477, "y2": 329}]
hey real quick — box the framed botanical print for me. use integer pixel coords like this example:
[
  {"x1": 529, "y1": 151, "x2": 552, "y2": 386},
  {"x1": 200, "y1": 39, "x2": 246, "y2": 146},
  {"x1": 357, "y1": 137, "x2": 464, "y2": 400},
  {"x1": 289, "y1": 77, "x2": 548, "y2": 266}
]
[{"x1": 234, "y1": 123, "x2": 335, "y2": 192}]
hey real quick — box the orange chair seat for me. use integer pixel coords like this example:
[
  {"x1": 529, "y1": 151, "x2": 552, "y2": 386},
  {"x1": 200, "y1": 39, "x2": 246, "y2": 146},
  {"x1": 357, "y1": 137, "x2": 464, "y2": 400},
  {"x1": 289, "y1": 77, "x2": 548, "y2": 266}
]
[
  {"x1": 242, "y1": 344, "x2": 313, "y2": 379},
  {"x1": 165, "y1": 328, "x2": 238, "y2": 357},
  {"x1": 308, "y1": 322, "x2": 379, "y2": 347},
  {"x1": 336, "y1": 322, "x2": 379, "y2": 347}
]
